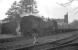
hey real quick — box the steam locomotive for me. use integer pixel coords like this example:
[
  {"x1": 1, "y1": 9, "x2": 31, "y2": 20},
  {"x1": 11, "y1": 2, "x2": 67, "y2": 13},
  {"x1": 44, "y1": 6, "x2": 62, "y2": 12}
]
[{"x1": 1, "y1": 15, "x2": 78, "y2": 37}]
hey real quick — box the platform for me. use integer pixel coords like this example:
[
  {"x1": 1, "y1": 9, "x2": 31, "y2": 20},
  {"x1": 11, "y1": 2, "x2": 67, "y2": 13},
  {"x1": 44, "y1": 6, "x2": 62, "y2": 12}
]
[{"x1": 0, "y1": 34, "x2": 17, "y2": 39}]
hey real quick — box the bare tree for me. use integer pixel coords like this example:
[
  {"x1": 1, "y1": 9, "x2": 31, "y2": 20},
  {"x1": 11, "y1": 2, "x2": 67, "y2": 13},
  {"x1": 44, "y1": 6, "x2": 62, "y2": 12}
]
[
  {"x1": 57, "y1": 0, "x2": 74, "y2": 7},
  {"x1": 57, "y1": 0, "x2": 78, "y2": 14}
]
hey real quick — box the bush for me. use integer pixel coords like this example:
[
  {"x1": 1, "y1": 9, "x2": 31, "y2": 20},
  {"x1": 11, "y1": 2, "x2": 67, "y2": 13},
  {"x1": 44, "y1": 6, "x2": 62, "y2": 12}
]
[{"x1": 1, "y1": 21, "x2": 17, "y2": 35}]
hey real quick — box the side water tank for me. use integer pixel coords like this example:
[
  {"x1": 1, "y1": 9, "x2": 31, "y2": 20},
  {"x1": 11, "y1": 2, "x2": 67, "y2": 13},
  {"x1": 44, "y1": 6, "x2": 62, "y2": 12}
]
[
  {"x1": 20, "y1": 15, "x2": 41, "y2": 37},
  {"x1": 20, "y1": 15, "x2": 36, "y2": 37}
]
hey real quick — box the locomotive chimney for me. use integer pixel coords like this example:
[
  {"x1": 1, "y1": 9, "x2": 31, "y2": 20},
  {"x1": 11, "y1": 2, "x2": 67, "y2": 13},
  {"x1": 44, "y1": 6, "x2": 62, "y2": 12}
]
[{"x1": 64, "y1": 12, "x2": 68, "y2": 24}]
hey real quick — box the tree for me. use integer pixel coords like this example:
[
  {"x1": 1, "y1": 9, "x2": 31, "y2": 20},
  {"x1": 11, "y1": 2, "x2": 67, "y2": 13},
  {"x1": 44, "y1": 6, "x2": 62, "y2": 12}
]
[
  {"x1": 70, "y1": 20, "x2": 78, "y2": 28},
  {"x1": 6, "y1": 1, "x2": 20, "y2": 19},
  {"x1": 6, "y1": 0, "x2": 38, "y2": 19},
  {"x1": 5, "y1": 1, "x2": 22, "y2": 35},
  {"x1": 18, "y1": 0, "x2": 38, "y2": 15}
]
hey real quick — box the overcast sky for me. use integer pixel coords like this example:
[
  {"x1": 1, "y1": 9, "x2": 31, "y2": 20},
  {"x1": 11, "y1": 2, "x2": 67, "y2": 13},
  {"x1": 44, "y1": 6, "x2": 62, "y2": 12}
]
[
  {"x1": 0, "y1": 0, "x2": 20, "y2": 20},
  {"x1": 0, "y1": 0, "x2": 78, "y2": 23}
]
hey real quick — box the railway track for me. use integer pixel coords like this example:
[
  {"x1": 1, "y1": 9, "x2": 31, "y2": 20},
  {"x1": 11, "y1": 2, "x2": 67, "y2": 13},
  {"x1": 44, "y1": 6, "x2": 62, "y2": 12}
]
[
  {"x1": 42, "y1": 34, "x2": 78, "y2": 50},
  {"x1": 16, "y1": 32, "x2": 78, "y2": 50},
  {"x1": 29, "y1": 33, "x2": 78, "y2": 50},
  {"x1": 0, "y1": 31, "x2": 78, "y2": 50}
]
